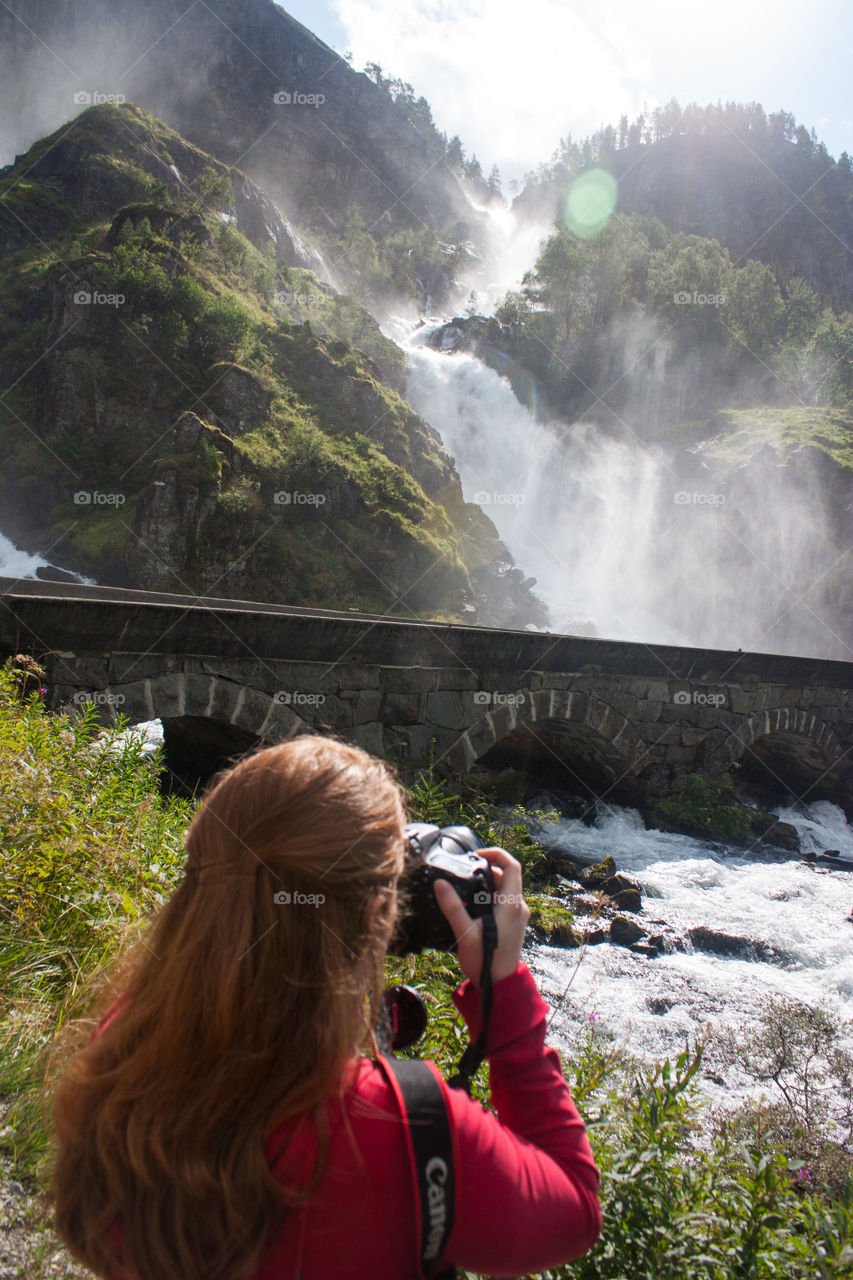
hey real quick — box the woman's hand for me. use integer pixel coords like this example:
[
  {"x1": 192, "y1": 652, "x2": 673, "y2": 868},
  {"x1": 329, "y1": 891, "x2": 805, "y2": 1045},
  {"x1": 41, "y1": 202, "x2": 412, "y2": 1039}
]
[{"x1": 434, "y1": 847, "x2": 530, "y2": 987}]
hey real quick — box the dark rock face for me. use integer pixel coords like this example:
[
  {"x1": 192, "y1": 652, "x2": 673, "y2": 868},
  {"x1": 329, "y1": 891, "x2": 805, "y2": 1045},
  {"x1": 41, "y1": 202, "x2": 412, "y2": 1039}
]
[
  {"x1": 204, "y1": 365, "x2": 274, "y2": 438},
  {"x1": 0, "y1": 0, "x2": 474, "y2": 244},
  {"x1": 134, "y1": 413, "x2": 224, "y2": 576}
]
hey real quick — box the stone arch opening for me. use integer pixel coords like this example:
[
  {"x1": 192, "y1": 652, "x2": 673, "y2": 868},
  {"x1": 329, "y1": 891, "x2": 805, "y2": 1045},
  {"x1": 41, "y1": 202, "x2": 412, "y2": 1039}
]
[
  {"x1": 733, "y1": 709, "x2": 845, "y2": 805},
  {"x1": 59, "y1": 669, "x2": 308, "y2": 797},
  {"x1": 159, "y1": 716, "x2": 263, "y2": 797},
  {"x1": 478, "y1": 720, "x2": 637, "y2": 812},
  {"x1": 450, "y1": 688, "x2": 640, "y2": 810}
]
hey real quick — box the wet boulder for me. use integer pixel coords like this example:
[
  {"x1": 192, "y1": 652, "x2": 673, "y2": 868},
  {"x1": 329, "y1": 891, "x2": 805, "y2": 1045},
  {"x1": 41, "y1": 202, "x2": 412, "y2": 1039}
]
[
  {"x1": 602, "y1": 873, "x2": 643, "y2": 913},
  {"x1": 610, "y1": 915, "x2": 645, "y2": 947},
  {"x1": 579, "y1": 856, "x2": 616, "y2": 889},
  {"x1": 611, "y1": 887, "x2": 643, "y2": 913},
  {"x1": 750, "y1": 813, "x2": 801, "y2": 852}
]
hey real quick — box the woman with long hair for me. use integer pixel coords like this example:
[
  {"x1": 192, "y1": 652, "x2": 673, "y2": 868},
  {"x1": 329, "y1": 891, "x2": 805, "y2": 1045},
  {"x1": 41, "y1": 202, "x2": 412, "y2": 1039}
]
[{"x1": 49, "y1": 734, "x2": 602, "y2": 1279}]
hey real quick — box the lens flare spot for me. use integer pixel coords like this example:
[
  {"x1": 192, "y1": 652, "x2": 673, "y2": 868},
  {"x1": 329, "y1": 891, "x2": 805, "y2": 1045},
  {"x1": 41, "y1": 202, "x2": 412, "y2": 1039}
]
[{"x1": 564, "y1": 168, "x2": 617, "y2": 238}]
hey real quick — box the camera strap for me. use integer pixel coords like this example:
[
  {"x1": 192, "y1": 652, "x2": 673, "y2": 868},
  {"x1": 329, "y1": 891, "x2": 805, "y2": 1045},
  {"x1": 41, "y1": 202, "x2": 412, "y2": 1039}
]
[
  {"x1": 448, "y1": 909, "x2": 498, "y2": 1093},
  {"x1": 377, "y1": 1054, "x2": 457, "y2": 1280}
]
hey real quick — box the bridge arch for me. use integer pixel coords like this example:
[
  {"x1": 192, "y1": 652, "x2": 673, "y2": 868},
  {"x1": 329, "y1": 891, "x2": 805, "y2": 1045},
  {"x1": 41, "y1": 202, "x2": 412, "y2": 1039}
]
[
  {"x1": 727, "y1": 706, "x2": 846, "y2": 798},
  {"x1": 448, "y1": 688, "x2": 641, "y2": 801},
  {"x1": 68, "y1": 672, "x2": 306, "y2": 790}
]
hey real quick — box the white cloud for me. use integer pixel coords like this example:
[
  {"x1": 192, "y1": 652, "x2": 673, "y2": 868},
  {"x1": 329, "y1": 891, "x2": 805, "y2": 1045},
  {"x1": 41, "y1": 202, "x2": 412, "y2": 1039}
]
[{"x1": 332, "y1": 0, "x2": 805, "y2": 179}]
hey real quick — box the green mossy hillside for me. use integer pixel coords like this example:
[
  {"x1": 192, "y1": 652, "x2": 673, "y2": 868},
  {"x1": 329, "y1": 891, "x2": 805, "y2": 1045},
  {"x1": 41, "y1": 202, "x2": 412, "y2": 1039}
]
[
  {"x1": 0, "y1": 105, "x2": 505, "y2": 616},
  {"x1": 695, "y1": 406, "x2": 853, "y2": 472}
]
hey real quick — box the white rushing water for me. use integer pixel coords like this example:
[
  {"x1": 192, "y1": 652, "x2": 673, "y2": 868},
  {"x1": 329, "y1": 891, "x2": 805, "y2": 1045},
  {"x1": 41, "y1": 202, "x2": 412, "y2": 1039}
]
[
  {"x1": 524, "y1": 800, "x2": 853, "y2": 1087},
  {"x1": 396, "y1": 327, "x2": 850, "y2": 657},
  {"x1": 398, "y1": 335, "x2": 681, "y2": 642},
  {"x1": 0, "y1": 530, "x2": 49, "y2": 578}
]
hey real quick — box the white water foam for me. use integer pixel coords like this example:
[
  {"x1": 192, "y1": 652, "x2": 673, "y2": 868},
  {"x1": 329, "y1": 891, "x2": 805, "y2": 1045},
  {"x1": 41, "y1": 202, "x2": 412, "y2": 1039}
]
[
  {"x1": 399, "y1": 337, "x2": 686, "y2": 643},
  {"x1": 0, "y1": 531, "x2": 49, "y2": 578},
  {"x1": 527, "y1": 802, "x2": 853, "y2": 1078}
]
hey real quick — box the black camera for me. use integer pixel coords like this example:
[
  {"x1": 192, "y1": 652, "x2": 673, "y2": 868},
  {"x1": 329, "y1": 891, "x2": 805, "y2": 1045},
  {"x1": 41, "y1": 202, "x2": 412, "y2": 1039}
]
[{"x1": 389, "y1": 822, "x2": 494, "y2": 955}]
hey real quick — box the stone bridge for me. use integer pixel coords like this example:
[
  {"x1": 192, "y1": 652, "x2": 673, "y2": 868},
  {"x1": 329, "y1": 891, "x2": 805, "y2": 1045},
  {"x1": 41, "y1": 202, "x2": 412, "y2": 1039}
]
[{"x1": 1, "y1": 578, "x2": 852, "y2": 810}]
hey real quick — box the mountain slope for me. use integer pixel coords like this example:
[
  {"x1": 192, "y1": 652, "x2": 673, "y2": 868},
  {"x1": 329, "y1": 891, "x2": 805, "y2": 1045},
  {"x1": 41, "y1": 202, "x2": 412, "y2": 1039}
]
[
  {"x1": 0, "y1": 0, "x2": 481, "y2": 306},
  {"x1": 0, "y1": 103, "x2": 541, "y2": 625},
  {"x1": 516, "y1": 102, "x2": 853, "y2": 310}
]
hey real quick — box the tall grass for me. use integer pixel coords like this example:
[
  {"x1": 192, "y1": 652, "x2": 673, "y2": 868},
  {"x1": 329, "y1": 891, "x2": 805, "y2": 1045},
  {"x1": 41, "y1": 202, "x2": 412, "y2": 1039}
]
[{"x1": 0, "y1": 661, "x2": 190, "y2": 1174}]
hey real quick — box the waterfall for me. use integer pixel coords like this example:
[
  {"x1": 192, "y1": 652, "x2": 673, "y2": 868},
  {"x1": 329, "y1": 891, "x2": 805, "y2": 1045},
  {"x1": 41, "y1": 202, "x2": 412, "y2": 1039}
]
[
  {"x1": 0, "y1": 530, "x2": 92, "y2": 584},
  {"x1": 0, "y1": 531, "x2": 50, "y2": 578},
  {"x1": 400, "y1": 338, "x2": 681, "y2": 642},
  {"x1": 386, "y1": 317, "x2": 847, "y2": 659}
]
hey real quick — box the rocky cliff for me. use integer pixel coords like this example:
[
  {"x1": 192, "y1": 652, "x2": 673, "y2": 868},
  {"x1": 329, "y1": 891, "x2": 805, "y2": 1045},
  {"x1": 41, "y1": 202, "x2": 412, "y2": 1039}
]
[
  {"x1": 0, "y1": 104, "x2": 545, "y2": 627},
  {"x1": 0, "y1": 0, "x2": 481, "y2": 305}
]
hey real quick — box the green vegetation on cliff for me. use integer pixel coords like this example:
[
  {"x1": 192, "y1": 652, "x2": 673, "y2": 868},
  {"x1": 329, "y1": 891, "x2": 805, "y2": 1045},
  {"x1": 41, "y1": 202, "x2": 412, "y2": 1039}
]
[
  {"x1": 694, "y1": 406, "x2": 853, "y2": 472},
  {"x1": 0, "y1": 104, "x2": 505, "y2": 615},
  {"x1": 482, "y1": 209, "x2": 853, "y2": 432},
  {"x1": 519, "y1": 100, "x2": 853, "y2": 312}
]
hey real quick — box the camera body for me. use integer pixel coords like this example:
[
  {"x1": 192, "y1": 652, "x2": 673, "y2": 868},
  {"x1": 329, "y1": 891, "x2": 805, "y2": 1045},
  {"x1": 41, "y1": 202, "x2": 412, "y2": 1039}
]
[{"x1": 390, "y1": 822, "x2": 494, "y2": 955}]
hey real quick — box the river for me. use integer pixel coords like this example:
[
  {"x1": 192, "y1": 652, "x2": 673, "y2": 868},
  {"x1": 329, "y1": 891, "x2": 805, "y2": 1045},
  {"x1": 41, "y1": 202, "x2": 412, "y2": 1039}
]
[{"x1": 523, "y1": 800, "x2": 853, "y2": 1090}]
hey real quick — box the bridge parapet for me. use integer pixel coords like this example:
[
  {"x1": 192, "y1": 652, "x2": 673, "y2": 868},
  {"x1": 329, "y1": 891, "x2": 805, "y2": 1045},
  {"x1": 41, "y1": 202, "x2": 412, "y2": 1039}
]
[{"x1": 1, "y1": 579, "x2": 851, "y2": 807}]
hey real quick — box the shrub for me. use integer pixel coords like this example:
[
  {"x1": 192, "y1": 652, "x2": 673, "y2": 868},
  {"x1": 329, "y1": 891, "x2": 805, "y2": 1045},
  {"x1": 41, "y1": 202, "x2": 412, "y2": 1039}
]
[
  {"x1": 657, "y1": 771, "x2": 754, "y2": 842},
  {"x1": 0, "y1": 661, "x2": 190, "y2": 1174}
]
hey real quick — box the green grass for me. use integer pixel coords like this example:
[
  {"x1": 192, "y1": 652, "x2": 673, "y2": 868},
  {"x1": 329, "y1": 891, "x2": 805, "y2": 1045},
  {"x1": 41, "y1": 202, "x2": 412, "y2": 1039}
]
[
  {"x1": 696, "y1": 406, "x2": 853, "y2": 471},
  {"x1": 1, "y1": 677, "x2": 852, "y2": 1278}
]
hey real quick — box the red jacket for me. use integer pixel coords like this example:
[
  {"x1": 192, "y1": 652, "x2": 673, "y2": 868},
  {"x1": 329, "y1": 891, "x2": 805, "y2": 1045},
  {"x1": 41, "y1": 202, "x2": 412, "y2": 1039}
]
[
  {"x1": 256, "y1": 962, "x2": 601, "y2": 1277},
  {"x1": 99, "y1": 963, "x2": 602, "y2": 1278}
]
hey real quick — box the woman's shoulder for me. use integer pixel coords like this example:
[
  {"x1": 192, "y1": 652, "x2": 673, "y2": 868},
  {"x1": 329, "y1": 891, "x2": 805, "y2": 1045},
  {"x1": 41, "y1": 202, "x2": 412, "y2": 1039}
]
[{"x1": 264, "y1": 1056, "x2": 451, "y2": 1162}]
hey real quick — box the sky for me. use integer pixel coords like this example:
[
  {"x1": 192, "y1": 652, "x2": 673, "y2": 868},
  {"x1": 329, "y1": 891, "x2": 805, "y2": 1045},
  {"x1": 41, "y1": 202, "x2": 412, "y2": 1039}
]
[{"x1": 278, "y1": 0, "x2": 853, "y2": 182}]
